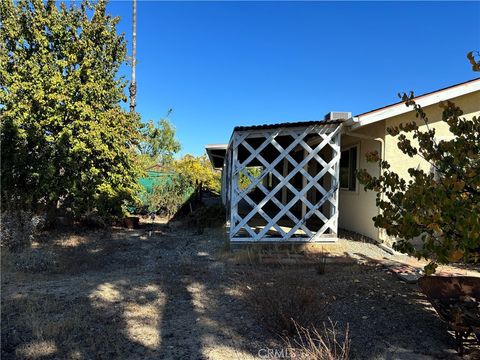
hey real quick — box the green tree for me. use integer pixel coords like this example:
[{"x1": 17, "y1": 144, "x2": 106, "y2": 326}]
[
  {"x1": 138, "y1": 155, "x2": 219, "y2": 217},
  {"x1": 0, "y1": 0, "x2": 141, "y2": 218},
  {"x1": 137, "y1": 115, "x2": 181, "y2": 169},
  {"x1": 238, "y1": 166, "x2": 262, "y2": 191},
  {"x1": 357, "y1": 55, "x2": 480, "y2": 273},
  {"x1": 173, "y1": 154, "x2": 221, "y2": 193}
]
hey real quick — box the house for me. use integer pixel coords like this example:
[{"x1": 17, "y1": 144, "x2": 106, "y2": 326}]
[{"x1": 205, "y1": 78, "x2": 480, "y2": 245}]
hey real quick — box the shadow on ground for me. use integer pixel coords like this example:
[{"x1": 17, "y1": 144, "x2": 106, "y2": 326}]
[
  {"x1": 1, "y1": 222, "x2": 274, "y2": 360},
  {"x1": 2, "y1": 221, "x2": 477, "y2": 359}
]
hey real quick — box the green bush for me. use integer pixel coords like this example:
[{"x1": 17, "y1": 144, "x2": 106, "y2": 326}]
[
  {"x1": 137, "y1": 154, "x2": 221, "y2": 217},
  {"x1": 142, "y1": 174, "x2": 193, "y2": 217},
  {"x1": 1, "y1": 0, "x2": 141, "y2": 220}
]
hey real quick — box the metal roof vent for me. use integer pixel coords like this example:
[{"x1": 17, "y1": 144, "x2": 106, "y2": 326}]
[{"x1": 324, "y1": 111, "x2": 352, "y2": 121}]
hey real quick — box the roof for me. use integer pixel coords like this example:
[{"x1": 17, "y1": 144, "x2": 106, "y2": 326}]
[
  {"x1": 353, "y1": 77, "x2": 480, "y2": 128},
  {"x1": 205, "y1": 144, "x2": 228, "y2": 150},
  {"x1": 204, "y1": 78, "x2": 480, "y2": 170},
  {"x1": 233, "y1": 119, "x2": 344, "y2": 132},
  {"x1": 205, "y1": 144, "x2": 228, "y2": 169}
]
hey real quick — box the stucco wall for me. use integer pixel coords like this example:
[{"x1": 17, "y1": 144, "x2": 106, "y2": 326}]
[
  {"x1": 384, "y1": 91, "x2": 480, "y2": 179},
  {"x1": 339, "y1": 90, "x2": 480, "y2": 243},
  {"x1": 338, "y1": 123, "x2": 384, "y2": 240}
]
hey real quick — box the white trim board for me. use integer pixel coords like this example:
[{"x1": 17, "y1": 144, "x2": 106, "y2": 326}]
[{"x1": 352, "y1": 78, "x2": 480, "y2": 128}]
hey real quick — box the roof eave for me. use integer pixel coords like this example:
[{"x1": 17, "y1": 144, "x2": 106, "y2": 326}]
[{"x1": 352, "y1": 78, "x2": 480, "y2": 129}]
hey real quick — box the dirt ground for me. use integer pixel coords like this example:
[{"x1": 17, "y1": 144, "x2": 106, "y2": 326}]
[{"x1": 1, "y1": 220, "x2": 479, "y2": 359}]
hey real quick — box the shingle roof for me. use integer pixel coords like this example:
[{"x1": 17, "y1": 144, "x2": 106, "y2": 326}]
[{"x1": 233, "y1": 119, "x2": 343, "y2": 132}]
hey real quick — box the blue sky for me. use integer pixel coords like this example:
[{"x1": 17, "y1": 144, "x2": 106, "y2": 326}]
[{"x1": 108, "y1": 1, "x2": 480, "y2": 156}]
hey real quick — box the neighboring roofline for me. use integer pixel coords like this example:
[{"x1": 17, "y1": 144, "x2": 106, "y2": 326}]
[
  {"x1": 353, "y1": 77, "x2": 480, "y2": 129},
  {"x1": 205, "y1": 144, "x2": 228, "y2": 169},
  {"x1": 205, "y1": 143, "x2": 228, "y2": 150}
]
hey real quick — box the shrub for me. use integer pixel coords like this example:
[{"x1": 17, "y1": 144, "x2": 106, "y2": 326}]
[
  {"x1": 137, "y1": 154, "x2": 221, "y2": 217},
  {"x1": 143, "y1": 174, "x2": 191, "y2": 217},
  {"x1": 0, "y1": 210, "x2": 43, "y2": 251},
  {"x1": 1, "y1": 0, "x2": 141, "y2": 220},
  {"x1": 357, "y1": 55, "x2": 480, "y2": 273},
  {"x1": 173, "y1": 155, "x2": 221, "y2": 193},
  {"x1": 80, "y1": 211, "x2": 107, "y2": 229},
  {"x1": 285, "y1": 320, "x2": 350, "y2": 360},
  {"x1": 244, "y1": 271, "x2": 323, "y2": 335}
]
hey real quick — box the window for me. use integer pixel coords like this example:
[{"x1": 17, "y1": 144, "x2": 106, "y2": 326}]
[{"x1": 340, "y1": 146, "x2": 357, "y2": 191}]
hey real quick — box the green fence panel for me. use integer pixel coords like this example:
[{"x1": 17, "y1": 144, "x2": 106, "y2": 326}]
[
  {"x1": 131, "y1": 171, "x2": 197, "y2": 213},
  {"x1": 139, "y1": 171, "x2": 174, "y2": 193}
]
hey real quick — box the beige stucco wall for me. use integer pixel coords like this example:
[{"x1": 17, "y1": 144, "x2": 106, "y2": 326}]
[
  {"x1": 385, "y1": 91, "x2": 480, "y2": 179},
  {"x1": 338, "y1": 90, "x2": 480, "y2": 243},
  {"x1": 338, "y1": 122, "x2": 384, "y2": 240}
]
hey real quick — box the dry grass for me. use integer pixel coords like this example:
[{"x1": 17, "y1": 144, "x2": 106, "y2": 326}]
[
  {"x1": 285, "y1": 320, "x2": 350, "y2": 360},
  {"x1": 4, "y1": 224, "x2": 471, "y2": 359},
  {"x1": 223, "y1": 242, "x2": 358, "y2": 267},
  {"x1": 243, "y1": 270, "x2": 325, "y2": 335},
  {"x1": 1, "y1": 294, "x2": 116, "y2": 359},
  {"x1": 316, "y1": 247, "x2": 327, "y2": 275},
  {"x1": 225, "y1": 247, "x2": 264, "y2": 264},
  {"x1": 15, "y1": 340, "x2": 58, "y2": 359},
  {"x1": 1, "y1": 229, "x2": 142, "y2": 275},
  {"x1": 224, "y1": 243, "x2": 317, "y2": 265},
  {"x1": 1, "y1": 228, "x2": 156, "y2": 359}
]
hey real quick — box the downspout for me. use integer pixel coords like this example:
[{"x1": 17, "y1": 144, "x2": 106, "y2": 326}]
[{"x1": 344, "y1": 118, "x2": 390, "y2": 249}]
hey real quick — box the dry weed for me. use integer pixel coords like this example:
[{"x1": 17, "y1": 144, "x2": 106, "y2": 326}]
[
  {"x1": 243, "y1": 270, "x2": 324, "y2": 335},
  {"x1": 285, "y1": 319, "x2": 350, "y2": 360},
  {"x1": 2, "y1": 293, "x2": 127, "y2": 359}
]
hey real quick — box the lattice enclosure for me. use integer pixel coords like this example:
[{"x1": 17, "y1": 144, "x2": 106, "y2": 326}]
[{"x1": 225, "y1": 123, "x2": 341, "y2": 242}]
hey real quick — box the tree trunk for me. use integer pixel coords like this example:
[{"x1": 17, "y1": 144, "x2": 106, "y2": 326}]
[{"x1": 129, "y1": 0, "x2": 137, "y2": 113}]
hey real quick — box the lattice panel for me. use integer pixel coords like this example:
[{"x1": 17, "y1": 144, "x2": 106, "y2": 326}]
[{"x1": 228, "y1": 124, "x2": 341, "y2": 242}]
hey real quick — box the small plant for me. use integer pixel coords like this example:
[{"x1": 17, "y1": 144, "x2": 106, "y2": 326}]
[{"x1": 285, "y1": 319, "x2": 350, "y2": 360}]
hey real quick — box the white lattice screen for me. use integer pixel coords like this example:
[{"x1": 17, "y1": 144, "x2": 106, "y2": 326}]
[{"x1": 226, "y1": 123, "x2": 341, "y2": 242}]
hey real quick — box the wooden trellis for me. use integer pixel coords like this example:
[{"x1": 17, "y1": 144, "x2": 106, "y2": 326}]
[{"x1": 225, "y1": 122, "x2": 342, "y2": 243}]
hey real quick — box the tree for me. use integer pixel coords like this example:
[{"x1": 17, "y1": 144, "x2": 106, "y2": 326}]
[
  {"x1": 173, "y1": 154, "x2": 221, "y2": 193},
  {"x1": 136, "y1": 114, "x2": 181, "y2": 169},
  {"x1": 0, "y1": 0, "x2": 141, "y2": 218},
  {"x1": 357, "y1": 55, "x2": 480, "y2": 274},
  {"x1": 139, "y1": 154, "x2": 221, "y2": 217},
  {"x1": 238, "y1": 166, "x2": 262, "y2": 191}
]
